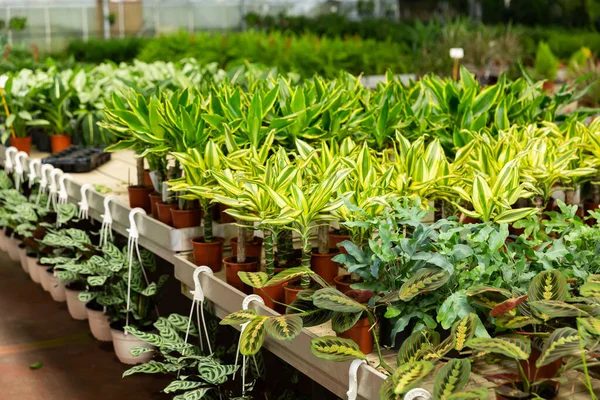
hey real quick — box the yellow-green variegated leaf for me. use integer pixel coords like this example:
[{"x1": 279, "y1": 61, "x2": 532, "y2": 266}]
[
  {"x1": 392, "y1": 361, "x2": 434, "y2": 395},
  {"x1": 495, "y1": 315, "x2": 541, "y2": 329},
  {"x1": 312, "y1": 287, "x2": 365, "y2": 313},
  {"x1": 379, "y1": 376, "x2": 400, "y2": 400},
  {"x1": 580, "y1": 282, "x2": 600, "y2": 298},
  {"x1": 528, "y1": 270, "x2": 567, "y2": 302},
  {"x1": 433, "y1": 359, "x2": 471, "y2": 400},
  {"x1": 240, "y1": 316, "x2": 267, "y2": 356},
  {"x1": 264, "y1": 315, "x2": 303, "y2": 340},
  {"x1": 471, "y1": 174, "x2": 493, "y2": 221},
  {"x1": 238, "y1": 272, "x2": 269, "y2": 289},
  {"x1": 578, "y1": 317, "x2": 600, "y2": 338},
  {"x1": 529, "y1": 300, "x2": 589, "y2": 321},
  {"x1": 266, "y1": 267, "x2": 313, "y2": 287},
  {"x1": 220, "y1": 310, "x2": 258, "y2": 326},
  {"x1": 493, "y1": 207, "x2": 538, "y2": 224},
  {"x1": 397, "y1": 329, "x2": 440, "y2": 365},
  {"x1": 588, "y1": 275, "x2": 600, "y2": 284},
  {"x1": 466, "y1": 286, "x2": 512, "y2": 309},
  {"x1": 446, "y1": 388, "x2": 489, "y2": 399},
  {"x1": 452, "y1": 313, "x2": 479, "y2": 351},
  {"x1": 310, "y1": 336, "x2": 366, "y2": 362},
  {"x1": 466, "y1": 336, "x2": 531, "y2": 360},
  {"x1": 399, "y1": 268, "x2": 450, "y2": 301},
  {"x1": 536, "y1": 327, "x2": 580, "y2": 367}
]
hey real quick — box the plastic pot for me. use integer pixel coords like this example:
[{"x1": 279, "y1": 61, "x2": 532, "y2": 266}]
[
  {"x1": 334, "y1": 274, "x2": 354, "y2": 294},
  {"x1": 191, "y1": 236, "x2": 224, "y2": 272},
  {"x1": 144, "y1": 170, "x2": 153, "y2": 187},
  {"x1": 283, "y1": 280, "x2": 304, "y2": 305},
  {"x1": 149, "y1": 193, "x2": 162, "y2": 218},
  {"x1": 311, "y1": 248, "x2": 341, "y2": 285},
  {"x1": 219, "y1": 203, "x2": 235, "y2": 223},
  {"x1": 50, "y1": 134, "x2": 72, "y2": 153},
  {"x1": 156, "y1": 201, "x2": 178, "y2": 226},
  {"x1": 65, "y1": 284, "x2": 88, "y2": 320},
  {"x1": 223, "y1": 256, "x2": 259, "y2": 294},
  {"x1": 29, "y1": 260, "x2": 43, "y2": 284},
  {"x1": 48, "y1": 274, "x2": 66, "y2": 302},
  {"x1": 87, "y1": 303, "x2": 113, "y2": 342},
  {"x1": 11, "y1": 136, "x2": 32, "y2": 155},
  {"x1": 110, "y1": 323, "x2": 154, "y2": 365},
  {"x1": 171, "y1": 208, "x2": 202, "y2": 229},
  {"x1": 40, "y1": 266, "x2": 53, "y2": 292},
  {"x1": 127, "y1": 186, "x2": 154, "y2": 213},
  {"x1": 8, "y1": 238, "x2": 20, "y2": 262},
  {"x1": 254, "y1": 270, "x2": 286, "y2": 313},
  {"x1": 337, "y1": 317, "x2": 374, "y2": 354},
  {"x1": 329, "y1": 231, "x2": 351, "y2": 254},
  {"x1": 231, "y1": 237, "x2": 263, "y2": 259},
  {"x1": 18, "y1": 245, "x2": 28, "y2": 273}
]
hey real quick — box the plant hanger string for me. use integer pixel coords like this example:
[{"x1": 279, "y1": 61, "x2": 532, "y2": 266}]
[
  {"x1": 99, "y1": 195, "x2": 119, "y2": 247},
  {"x1": 233, "y1": 294, "x2": 264, "y2": 396},
  {"x1": 36, "y1": 163, "x2": 54, "y2": 205}
]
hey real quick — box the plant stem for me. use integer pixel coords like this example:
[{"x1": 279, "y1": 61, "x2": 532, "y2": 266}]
[
  {"x1": 578, "y1": 321, "x2": 598, "y2": 400},
  {"x1": 317, "y1": 224, "x2": 329, "y2": 254},
  {"x1": 264, "y1": 229, "x2": 275, "y2": 279},
  {"x1": 300, "y1": 237, "x2": 311, "y2": 289},
  {"x1": 565, "y1": 189, "x2": 575, "y2": 205},
  {"x1": 278, "y1": 229, "x2": 293, "y2": 267},
  {"x1": 203, "y1": 203, "x2": 213, "y2": 242},
  {"x1": 136, "y1": 157, "x2": 145, "y2": 187},
  {"x1": 367, "y1": 311, "x2": 393, "y2": 375},
  {"x1": 237, "y1": 221, "x2": 247, "y2": 263}
]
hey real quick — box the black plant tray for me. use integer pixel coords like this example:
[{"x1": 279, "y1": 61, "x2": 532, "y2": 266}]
[{"x1": 41, "y1": 146, "x2": 111, "y2": 173}]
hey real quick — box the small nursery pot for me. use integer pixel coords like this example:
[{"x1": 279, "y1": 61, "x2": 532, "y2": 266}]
[
  {"x1": 519, "y1": 348, "x2": 562, "y2": 381},
  {"x1": 283, "y1": 280, "x2": 304, "y2": 305},
  {"x1": 329, "y1": 231, "x2": 351, "y2": 254},
  {"x1": 8, "y1": 238, "x2": 21, "y2": 262},
  {"x1": 11, "y1": 136, "x2": 32, "y2": 155},
  {"x1": 156, "y1": 201, "x2": 178, "y2": 226},
  {"x1": 65, "y1": 283, "x2": 88, "y2": 320},
  {"x1": 191, "y1": 236, "x2": 224, "y2": 272},
  {"x1": 110, "y1": 322, "x2": 154, "y2": 365},
  {"x1": 254, "y1": 285, "x2": 285, "y2": 314},
  {"x1": 311, "y1": 248, "x2": 341, "y2": 285},
  {"x1": 127, "y1": 186, "x2": 154, "y2": 213},
  {"x1": 334, "y1": 274, "x2": 354, "y2": 294},
  {"x1": 48, "y1": 274, "x2": 66, "y2": 302},
  {"x1": 171, "y1": 208, "x2": 202, "y2": 229},
  {"x1": 29, "y1": 260, "x2": 43, "y2": 284},
  {"x1": 87, "y1": 303, "x2": 113, "y2": 342},
  {"x1": 223, "y1": 256, "x2": 259, "y2": 294},
  {"x1": 338, "y1": 317, "x2": 374, "y2": 355},
  {"x1": 218, "y1": 203, "x2": 235, "y2": 223},
  {"x1": 149, "y1": 193, "x2": 162, "y2": 218},
  {"x1": 231, "y1": 237, "x2": 263, "y2": 259},
  {"x1": 40, "y1": 266, "x2": 53, "y2": 292},
  {"x1": 18, "y1": 245, "x2": 28, "y2": 273},
  {"x1": 50, "y1": 134, "x2": 72, "y2": 153}
]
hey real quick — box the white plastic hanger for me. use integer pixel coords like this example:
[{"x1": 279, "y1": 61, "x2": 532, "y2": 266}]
[
  {"x1": 78, "y1": 183, "x2": 95, "y2": 220},
  {"x1": 99, "y1": 195, "x2": 119, "y2": 247}
]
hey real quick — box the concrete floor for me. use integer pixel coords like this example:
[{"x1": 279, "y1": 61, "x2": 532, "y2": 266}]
[{"x1": 0, "y1": 252, "x2": 172, "y2": 400}]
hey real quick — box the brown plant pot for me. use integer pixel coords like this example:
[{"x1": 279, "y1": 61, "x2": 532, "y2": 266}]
[
  {"x1": 518, "y1": 348, "x2": 562, "y2": 382},
  {"x1": 156, "y1": 201, "x2": 178, "y2": 226},
  {"x1": 231, "y1": 237, "x2": 264, "y2": 258},
  {"x1": 311, "y1": 248, "x2": 341, "y2": 285},
  {"x1": 223, "y1": 256, "x2": 259, "y2": 294},
  {"x1": 329, "y1": 231, "x2": 351, "y2": 254},
  {"x1": 584, "y1": 202, "x2": 599, "y2": 226},
  {"x1": 254, "y1": 268, "x2": 286, "y2": 313},
  {"x1": 11, "y1": 136, "x2": 32, "y2": 154},
  {"x1": 542, "y1": 80, "x2": 554, "y2": 94},
  {"x1": 495, "y1": 381, "x2": 558, "y2": 400},
  {"x1": 127, "y1": 186, "x2": 153, "y2": 213},
  {"x1": 191, "y1": 236, "x2": 224, "y2": 272},
  {"x1": 171, "y1": 208, "x2": 202, "y2": 229},
  {"x1": 334, "y1": 274, "x2": 354, "y2": 294},
  {"x1": 50, "y1": 134, "x2": 71, "y2": 153},
  {"x1": 149, "y1": 193, "x2": 162, "y2": 218},
  {"x1": 144, "y1": 169, "x2": 152, "y2": 187},
  {"x1": 219, "y1": 203, "x2": 236, "y2": 223},
  {"x1": 337, "y1": 317, "x2": 374, "y2": 354},
  {"x1": 283, "y1": 280, "x2": 303, "y2": 305},
  {"x1": 460, "y1": 214, "x2": 481, "y2": 224}
]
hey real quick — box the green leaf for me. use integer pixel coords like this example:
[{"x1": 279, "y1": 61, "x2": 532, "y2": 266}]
[
  {"x1": 399, "y1": 268, "x2": 450, "y2": 301},
  {"x1": 392, "y1": 361, "x2": 434, "y2": 395},
  {"x1": 173, "y1": 388, "x2": 211, "y2": 400},
  {"x1": 163, "y1": 380, "x2": 203, "y2": 394},
  {"x1": 124, "y1": 326, "x2": 163, "y2": 347},
  {"x1": 529, "y1": 300, "x2": 589, "y2": 321},
  {"x1": 312, "y1": 287, "x2": 365, "y2": 313},
  {"x1": 495, "y1": 315, "x2": 541, "y2": 329},
  {"x1": 167, "y1": 313, "x2": 200, "y2": 336},
  {"x1": 536, "y1": 327, "x2": 581, "y2": 367},
  {"x1": 452, "y1": 313, "x2": 479, "y2": 351},
  {"x1": 331, "y1": 312, "x2": 363, "y2": 334},
  {"x1": 266, "y1": 266, "x2": 313, "y2": 287},
  {"x1": 528, "y1": 270, "x2": 567, "y2": 302},
  {"x1": 397, "y1": 329, "x2": 440, "y2": 364},
  {"x1": 240, "y1": 316, "x2": 267, "y2": 356},
  {"x1": 466, "y1": 336, "x2": 531, "y2": 360},
  {"x1": 122, "y1": 360, "x2": 167, "y2": 377},
  {"x1": 447, "y1": 388, "x2": 489, "y2": 399},
  {"x1": 264, "y1": 315, "x2": 303, "y2": 340},
  {"x1": 310, "y1": 336, "x2": 366, "y2": 362},
  {"x1": 29, "y1": 361, "x2": 43, "y2": 370},
  {"x1": 379, "y1": 376, "x2": 400, "y2": 400},
  {"x1": 220, "y1": 310, "x2": 257, "y2": 326},
  {"x1": 238, "y1": 271, "x2": 268, "y2": 289},
  {"x1": 433, "y1": 359, "x2": 471, "y2": 400}
]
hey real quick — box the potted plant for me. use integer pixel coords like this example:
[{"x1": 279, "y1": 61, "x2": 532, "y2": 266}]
[
  {"x1": 534, "y1": 42, "x2": 559, "y2": 93},
  {"x1": 39, "y1": 76, "x2": 75, "y2": 153}
]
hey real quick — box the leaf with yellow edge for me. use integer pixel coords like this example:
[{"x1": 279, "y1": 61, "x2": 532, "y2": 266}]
[
  {"x1": 434, "y1": 359, "x2": 471, "y2": 400},
  {"x1": 240, "y1": 316, "x2": 267, "y2": 356},
  {"x1": 310, "y1": 336, "x2": 366, "y2": 362},
  {"x1": 528, "y1": 270, "x2": 567, "y2": 302},
  {"x1": 452, "y1": 313, "x2": 479, "y2": 351},
  {"x1": 536, "y1": 327, "x2": 580, "y2": 367},
  {"x1": 264, "y1": 315, "x2": 303, "y2": 341},
  {"x1": 220, "y1": 310, "x2": 257, "y2": 326},
  {"x1": 466, "y1": 336, "x2": 531, "y2": 360},
  {"x1": 238, "y1": 272, "x2": 269, "y2": 289},
  {"x1": 392, "y1": 361, "x2": 434, "y2": 395},
  {"x1": 399, "y1": 268, "x2": 450, "y2": 301}
]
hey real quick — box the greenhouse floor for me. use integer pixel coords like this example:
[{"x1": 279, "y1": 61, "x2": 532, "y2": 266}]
[{"x1": 0, "y1": 251, "x2": 172, "y2": 400}]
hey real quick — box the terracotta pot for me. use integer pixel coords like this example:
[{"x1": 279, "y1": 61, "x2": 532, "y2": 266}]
[
  {"x1": 127, "y1": 185, "x2": 154, "y2": 213},
  {"x1": 283, "y1": 280, "x2": 303, "y2": 305},
  {"x1": 329, "y1": 232, "x2": 351, "y2": 254},
  {"x1": 223, "y1": 256, "x2": 259, "y2": 294},
  {"x1": 338, "y1": 317, "x2": 373, "y2": 354},
  {"x1": 460, "y1": 214, "x2": 481, "y2": 224},
  {"x1": 219, "y1": 203, "x2": 235, "y2": 223},
  {"x1": 50, "y1": 134, "x2": 71, "y2": 153},
  {"x1": 65, "y1": 284, "x2": 88, "y2": 320},
  {"x1": 519, "y1": 348, "x2": 562, "y2": 381},
  {"x1": 231, "y1": 236, "x2": 263, "y2": 258},
  {"x1": 171, "y1": 208, "x2": 202, "y2": 229},
  {"x1": 334, "y1": 274, "x2": 354, "y2": 294},
  {"x1": 311, "y1": 248, "x2": 341, "y2": 285},
  {"x1": 149, "y1": 193, "x2": 162, "y2": 218},
  {"x1": 48, "y1": 274, "x2": 66, "y2": 302},
  {"x1": 110, "y1": 323, "x2": 154, "y2": 365},
  {"x1": 542, "y1": 80, "x2": 554, "y2": 94},
  {"x1": 191, "y1": 236, "x2": 224, "y2": 272},
  {"x1": 156, "y1": 201, "x2": 178, "y2": 226},
  {"x1": 87, "y1": 303, "x2": 113, "y2": 342},
  {"x1": 253, "y1": 268, "x2": 286, "y2": 312},
  {"x1": 11, "y1": 136, "x2": 32, "y2": 154},
  {"x1": 144, "y1": 170, "x2": 153, "y2": 187}
]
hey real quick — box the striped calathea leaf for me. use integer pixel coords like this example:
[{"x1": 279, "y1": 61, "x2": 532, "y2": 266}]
[
  {"x1": 536, "y1": 327, "x2": 581, "y2": 367},
  {"x1": 285, "y1": 297, "x2": 334, "y2": 327},
  {"x1": 238, "y1": 271, "x2": 269, "y2": 289},
  {"x1": 466, "y1": 336, "x2": 531, "y2": 360},
  {"x1": 310, "y1": 336, "x2": 367, "y2": 362},
  {"x1": 446, "y1": 388, "x2": 489, "y2": 399},
  {"x1": 239, "y1": 316, "x2": 267, "y2": 356},
  {"x1": 433, "y1": 359, "x2": 471, "y2": 400},
  {"x1": 167, "y1": 313, "x2": 200, "y2": 336},
  {"x1": 466, "y1": 286, "x2": 512, "y2": 310},
  {"x1": 529, "y1": 300, "x2": 590, "y2": 321},
  {"x1": 173, "y1": 388, "x2": 211, "y2": 400},
  {"x1": 378, "y1": 375, "x2": 400, "y2": 400},
  {"x1": 312, "y1": 287, "x2": 366, "y2": 313},
  {"x1": 122, "y1": 360, "x2": 168, "y2": 377},
  {"x1": 264, "y1": 315, "x2": 303, "y2": 340},
  {"x1": 527, "y1": 270, "x2": 567, "y2": 302},
  {"x1": 399, "y1": 268, "x2": 450, "y2": 301},
  {"x1": 392, "y1": 361, "x2": 435, "y2": 395},
  {"x1": 452, "y1": 313, "x2": 479, "y2": 351},
  {"x1": 331, "y1": 311, "x2": 363, "y2": 334},
  {"x1": 397, "y1": 329, "x2": 441, "y2": 365},
  {"x1": 220, "y1": 309, "x2": 258, "y2": 326},
  {"x1": 163, "y1": 380, "x2": 204, "y2": 394}
]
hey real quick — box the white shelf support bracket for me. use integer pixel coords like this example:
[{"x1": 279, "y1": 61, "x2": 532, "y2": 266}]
[
  {"x1": 58, "y1": 173, "x2": 72, "y2": 205},
  {"x1": 48, "y1": 168, "x2": 63, "y2": 211},
  {"x1": 347, "y1": 359, "x2": 366, "y2": 400},
  {"x1": 37, "y1": 163, "x2": 54, "y2": 204}
]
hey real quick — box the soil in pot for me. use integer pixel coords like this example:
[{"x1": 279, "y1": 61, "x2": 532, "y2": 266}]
[
  {"x1": 311, "y1": 248, "x2": 341, "y2": 285},
  {"x1": 495, "y1": 381, "x2": 558, "y2": 400},
  {"x1": 50, "y1": 134, "x2": 72, "y2": 153},
  {"x1": 10, "y1": 136, "x2": 32, "y2": 154},
  {"x1": 171, "y1": 208, "x2": 202, "y2": 229},
  {"x1": 127, "y1": 186, "x2": 154, "y2": 213},
  {"x1": 156, "y1": 201, "x2": 178, "y2": 226},
  {"x1": 231, "y1": 236, "x2": 263, "y2": 259},
  {"x1": 191, "y1": 236, "x2": 224, "y2": 272},
  {"x1": 223, "y1": 256, "x2": 259, "y2": 294},
  {"x1": 338, "y1": 316, "x2": 374, "y2": 354},
  {"x1": 149, "y1": 192, "x2": 162, "y2": 218},
  {"x1": 110, "y1": 321, "x2": 154, "y2": 365},
  {"x1": 65, "y1": 282, "x2": 88, "y2": 320},
  {"x1": 87, "y1": 301, "x2": 112, "y2": 342},
  {"x1": 329, "y1": 231, "x2": 351, "y2": 254}
]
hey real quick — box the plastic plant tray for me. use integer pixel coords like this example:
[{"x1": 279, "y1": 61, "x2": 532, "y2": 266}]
[{"x1": 42, "y1": 146, "x2": 111, "y2": 173}]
